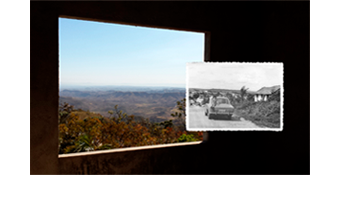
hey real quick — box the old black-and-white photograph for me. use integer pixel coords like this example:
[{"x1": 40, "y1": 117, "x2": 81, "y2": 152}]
[{"x1": 186, "y1": 62, "x2": 283, "y2": 131}]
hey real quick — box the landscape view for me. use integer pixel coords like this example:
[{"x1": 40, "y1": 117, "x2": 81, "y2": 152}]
[
  {"x1": 58, "y1": 18, "x2": 204, "y2": 154},
  {"x1": 187, "y1": 85, "x2": 281, "y2": 129},
  {"x1": 58, "y1": 85, "x2": 203, "y2": 154},
  {"x1": 186, "y1": 62, "x2": 283, "y2": 131},
  {"x1": 60, "y1": 85, "x2": 185, "y2": 123}
]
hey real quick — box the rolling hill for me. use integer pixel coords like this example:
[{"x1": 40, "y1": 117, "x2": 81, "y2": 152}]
[
  {"x1": 188, "y1": 88, "x2": 256, "y2": 95},
  {"x1": 59, "y1": 89, "x2": 186, "y2": 123}
]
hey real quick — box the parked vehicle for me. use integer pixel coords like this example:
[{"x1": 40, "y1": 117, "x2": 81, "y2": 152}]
[{"x1": 204, "y1": 96, "x2": 234, "y2": 119}]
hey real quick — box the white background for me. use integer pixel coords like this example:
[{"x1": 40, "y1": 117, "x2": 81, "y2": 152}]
[{"x1": 1, "y1": 1, "x2": 343, "y2": 217}]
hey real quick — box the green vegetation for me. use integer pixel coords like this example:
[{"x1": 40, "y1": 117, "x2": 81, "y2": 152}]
[
  {"x1": 58, "y1": 99, "x2": 203, "y2": 154},
  {"x1": 177, "y1": 134, "x2": 198, "y2": 142},
  {"x1": 234, "y1": 90, "x2": 281, "y2": 128}
]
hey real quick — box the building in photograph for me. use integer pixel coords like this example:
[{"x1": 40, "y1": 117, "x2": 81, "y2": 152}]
[{"x1": 254, "y1": 85, "x2": 281, "y2": 102}]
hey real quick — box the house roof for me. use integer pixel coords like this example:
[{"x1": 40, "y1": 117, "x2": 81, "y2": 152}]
[{"x1": 255, "y1": 85, "x2": 280, "y2": 95}]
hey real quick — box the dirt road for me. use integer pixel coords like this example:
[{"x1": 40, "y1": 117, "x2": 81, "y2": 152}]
[{"x1": 187, "y1": 106, "x2": 260, "y2": 129}]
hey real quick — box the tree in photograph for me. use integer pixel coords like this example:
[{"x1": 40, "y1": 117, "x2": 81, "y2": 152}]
[
  {"x1": 192, "y1": 92, "x2": 200, "y2": 101},
  {"x1": 240, "y1": 86, "x2": 249, "y2": 102}
]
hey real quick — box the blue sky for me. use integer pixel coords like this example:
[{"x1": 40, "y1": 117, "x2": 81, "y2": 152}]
[{"x1": 59, "y1": 18, "x2": 204, "y2": 87}]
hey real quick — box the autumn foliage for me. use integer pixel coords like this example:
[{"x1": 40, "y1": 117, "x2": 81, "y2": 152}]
[{"x1": 58, "y1": 100, "x2": 203, "y2": 154}]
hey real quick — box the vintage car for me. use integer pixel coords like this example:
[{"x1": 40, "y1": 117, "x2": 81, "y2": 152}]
[{"x1": 204, "y1": 96, "x2": 235, "y2": 119}]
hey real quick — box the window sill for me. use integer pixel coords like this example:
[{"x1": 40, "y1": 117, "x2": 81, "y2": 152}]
[{"x1": 58, "y1": 141, "x2": 202, "y2": 158}]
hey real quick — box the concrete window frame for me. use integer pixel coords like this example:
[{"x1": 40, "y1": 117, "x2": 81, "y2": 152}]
[
  {"x1": 56, "y1": 16, "x2": 211, "y2": 174},
  {"x1": 31, "y1": 2, "x2": 212, "y2": 174}
]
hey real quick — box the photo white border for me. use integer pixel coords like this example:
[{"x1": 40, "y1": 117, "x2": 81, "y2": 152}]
[{"x1": 185, "y1": 62, "x2": 284, "y2": 131}]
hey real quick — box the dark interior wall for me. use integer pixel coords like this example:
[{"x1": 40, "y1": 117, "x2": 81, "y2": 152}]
[
  {"x1": 59, "y1": 143, "x2": 204, "y2": 175},
  {"x1": 31, "y1": 3, "x2": 59, "y2": 174},
  {"x1": 56, "y1": 2, "x2": 212, "y2": 32},
  {"x1": 206, "y1": 2, "x2": 309, "y2": 174},
  {"x1": 205, "y1": 2, "x2": 310, "y2": 174},
  {"x1": 31, "y1": 1, "x2": 309, "y2": 175}
]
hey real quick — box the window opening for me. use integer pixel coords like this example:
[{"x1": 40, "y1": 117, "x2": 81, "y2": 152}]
[{"x1": 58, "y1": 18, "x2": 204, "y2": 154}]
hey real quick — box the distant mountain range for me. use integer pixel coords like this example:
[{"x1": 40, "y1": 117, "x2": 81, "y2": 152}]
[
  {"x1": 59, "y1": 85, "x2": 280, "y2": 122},
  {"x1": 60, "y1": 85, "x2": 185, "y2": 92},
  {"x1": 188, "y1": 88, "x2": 257, "y2": 95},
  {"x1": 59, "y1": 89, "x2": 186, "y2": 122},
  {"x1": 189, "y1": 85, "x2": 281, "y2": 95}
]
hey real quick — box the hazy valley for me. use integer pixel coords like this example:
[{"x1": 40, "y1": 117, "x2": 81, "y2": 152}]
[{"x1": 59, "y1": 87, "x2": 186, "y2": 123}]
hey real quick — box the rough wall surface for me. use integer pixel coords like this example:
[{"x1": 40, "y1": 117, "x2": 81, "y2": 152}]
[
  {"x1": 31, "y1": 1, "x2": 309, "y2": 175},
  {"x1": 31, "y1": 2, "x2": 59, "y2": 174},
  {"x1": 59, "y1": 143, "x2": 204, "y2": 175}
]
